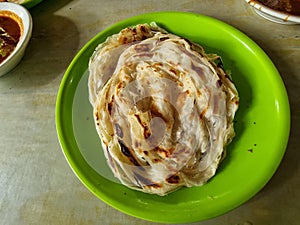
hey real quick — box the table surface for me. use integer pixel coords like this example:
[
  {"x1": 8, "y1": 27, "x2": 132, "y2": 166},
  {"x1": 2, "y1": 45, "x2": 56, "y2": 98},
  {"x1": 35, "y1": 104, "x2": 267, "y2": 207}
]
[{"x1": 0, "y1": 0, "x2": 299, "y2": 225}]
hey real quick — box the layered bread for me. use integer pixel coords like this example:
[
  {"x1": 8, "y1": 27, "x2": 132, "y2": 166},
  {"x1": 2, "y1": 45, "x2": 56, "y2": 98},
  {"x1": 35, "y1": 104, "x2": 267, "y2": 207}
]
[{"x1": 88, "y1": 23, "x2": 239, "y2": 195}]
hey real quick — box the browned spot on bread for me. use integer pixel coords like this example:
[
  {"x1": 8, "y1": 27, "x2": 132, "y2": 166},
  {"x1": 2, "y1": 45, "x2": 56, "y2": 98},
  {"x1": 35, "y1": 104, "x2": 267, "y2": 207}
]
[
  {"x1": 95, "y1": 111, "x2": 99, "y2": 121},
  {"x1": 153, "y1": 158, "x2": 162, "y2": 163},
  {"x1": 200, "y1": 106, "x2": 208, "y2": 120},
  {"x1": 143, "y1": 150, "x2": 149, "y2": 156},
  {"x1": 154, "y1": 146, "x2": 171, "y2": 158},
  {"x1": 107, "y1": 96, "x2": 114, "y2": 115},
  {"x1": 118, "y1": 140, "x2": 144, "y2": 171},
  {"x1": 233, "y1": 99, "x2": 239, "y2": 105},
  {"x1": 169, "y1": 68, "x2": 179, "y2": 76},
  {"x1": 166, "y1": 174, "x2": 180, "y2": 184},
  {"x1": 158, "y1": 36, "x2": 170, "y2": 42},
  {"x1": 134, "y1": 114, "x2": 151, "y2": 139},
  {"x1": 134, "y1": 43, "x2": 151, "y2": 52}
]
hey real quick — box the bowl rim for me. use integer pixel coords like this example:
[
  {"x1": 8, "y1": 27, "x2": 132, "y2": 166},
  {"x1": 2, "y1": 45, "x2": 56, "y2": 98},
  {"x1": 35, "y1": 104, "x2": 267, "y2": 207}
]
[
  {"x1": 0, "y1": 2, "x2": 33, "y2": 69},
  {"x1": 245, "y1": 0, "x2": 300, "y2": 24}
]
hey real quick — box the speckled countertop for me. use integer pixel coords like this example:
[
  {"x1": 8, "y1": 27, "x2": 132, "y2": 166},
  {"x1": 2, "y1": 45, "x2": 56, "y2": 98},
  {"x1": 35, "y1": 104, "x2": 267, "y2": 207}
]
[{"x1": 0, "y1": 0, "x2": 299, "y2": 225}]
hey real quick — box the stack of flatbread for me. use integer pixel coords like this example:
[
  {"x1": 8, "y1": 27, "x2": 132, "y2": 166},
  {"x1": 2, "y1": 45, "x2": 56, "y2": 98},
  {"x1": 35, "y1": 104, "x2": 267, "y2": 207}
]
[{"x1": 88, "y1": 23, "x2": 239, "y2": 196}]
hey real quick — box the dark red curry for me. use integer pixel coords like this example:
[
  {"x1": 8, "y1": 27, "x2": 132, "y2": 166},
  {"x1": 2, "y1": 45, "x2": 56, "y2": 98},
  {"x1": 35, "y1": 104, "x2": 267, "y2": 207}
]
[{"x1": 0, "y1": 15, "x2": 21, "y2": 64}]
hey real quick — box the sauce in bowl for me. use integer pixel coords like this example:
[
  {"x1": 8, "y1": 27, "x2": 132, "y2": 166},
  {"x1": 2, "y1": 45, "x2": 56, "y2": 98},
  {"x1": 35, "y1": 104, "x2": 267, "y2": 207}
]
[
  {"x1": 0, "y1": 2, "x2": 31, "y2": 76},
  {"x1": 258, "y1": 0, "x2": 300, "y2": 15},
  {"x1": 0, "y1": 10, "x2": 22, "y2": 64}
]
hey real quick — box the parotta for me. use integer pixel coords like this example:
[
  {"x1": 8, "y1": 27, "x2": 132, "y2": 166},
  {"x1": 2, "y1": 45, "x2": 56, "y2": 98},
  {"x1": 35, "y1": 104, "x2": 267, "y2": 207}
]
[{"x1": 88, "y1": 23, "x2": 239, "y2": 196}]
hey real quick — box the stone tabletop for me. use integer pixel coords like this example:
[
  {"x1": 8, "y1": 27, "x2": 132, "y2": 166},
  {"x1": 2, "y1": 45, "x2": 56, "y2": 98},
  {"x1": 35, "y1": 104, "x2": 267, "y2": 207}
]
[{"x1": 0, "y1": 0, "x2": 299, "y2": 224}]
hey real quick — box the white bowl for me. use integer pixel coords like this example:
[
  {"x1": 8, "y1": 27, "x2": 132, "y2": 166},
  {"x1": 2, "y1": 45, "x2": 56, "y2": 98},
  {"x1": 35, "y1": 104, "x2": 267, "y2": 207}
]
[
  {"x1": 245, "y1": 0, "x2": 300, "y2": 24},
  {"x1": 0, "y1": 2, "x2": 32, "y2": 76}
]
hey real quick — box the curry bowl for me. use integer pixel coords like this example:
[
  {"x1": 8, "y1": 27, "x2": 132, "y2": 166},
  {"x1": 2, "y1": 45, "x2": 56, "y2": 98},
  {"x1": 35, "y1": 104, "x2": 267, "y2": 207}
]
[
  {"x1": 0, "y1": 2, "x2": 32, "y2": 76},
  {"x1": 245, "y1": 0, "x2": 300, "y2": 24}
]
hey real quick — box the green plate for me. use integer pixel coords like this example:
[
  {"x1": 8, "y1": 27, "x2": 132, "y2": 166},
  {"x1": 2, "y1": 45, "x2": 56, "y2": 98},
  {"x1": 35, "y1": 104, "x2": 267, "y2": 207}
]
[
  {"x1": 21, "y1": 0, "x2": 43, "y2": 8},
  {"x1": 56, "y1": 12, "x2": 290, "y2": 223}
]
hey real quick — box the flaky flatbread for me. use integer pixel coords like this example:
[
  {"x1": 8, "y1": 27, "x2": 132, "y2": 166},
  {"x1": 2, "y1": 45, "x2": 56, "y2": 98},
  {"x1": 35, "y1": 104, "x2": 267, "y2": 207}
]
[{"x1": 88, "y1": 23, "x2": 239, "y2": 196}]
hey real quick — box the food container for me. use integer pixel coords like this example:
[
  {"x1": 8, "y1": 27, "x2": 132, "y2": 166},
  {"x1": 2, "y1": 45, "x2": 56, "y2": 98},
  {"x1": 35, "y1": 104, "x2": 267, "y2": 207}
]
[
  {"x1": 0, "y1": 2, "x2": 32, "y2": 76},
  {"x1": 245, "y1": 0, "x2": 300, "y2": 24}
]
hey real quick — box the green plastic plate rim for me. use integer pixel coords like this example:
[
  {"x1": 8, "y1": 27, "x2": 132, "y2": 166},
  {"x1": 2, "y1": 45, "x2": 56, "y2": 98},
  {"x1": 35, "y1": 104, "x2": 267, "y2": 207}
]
[{"x1": 56, "y1": 11, "x2": 290, "y2": 224}]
